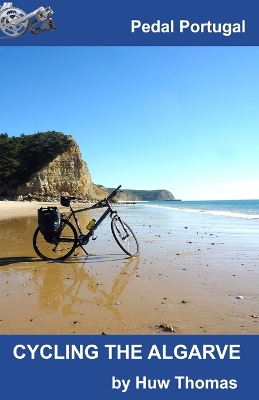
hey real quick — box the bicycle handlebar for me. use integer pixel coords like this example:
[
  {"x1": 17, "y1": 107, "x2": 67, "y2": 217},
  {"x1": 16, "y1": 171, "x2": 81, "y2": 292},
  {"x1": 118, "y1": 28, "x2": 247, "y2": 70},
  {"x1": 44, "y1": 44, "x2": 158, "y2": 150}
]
[{"x1": 107, "y1": 185, "x2": 122, "y2": 200}]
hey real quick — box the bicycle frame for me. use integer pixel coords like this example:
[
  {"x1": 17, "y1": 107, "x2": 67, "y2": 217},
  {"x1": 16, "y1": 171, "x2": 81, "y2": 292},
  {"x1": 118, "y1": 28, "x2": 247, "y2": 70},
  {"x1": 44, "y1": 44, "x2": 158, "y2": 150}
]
[{"x1": 63, "y1": 197, "x2": 118, "y2": 244}]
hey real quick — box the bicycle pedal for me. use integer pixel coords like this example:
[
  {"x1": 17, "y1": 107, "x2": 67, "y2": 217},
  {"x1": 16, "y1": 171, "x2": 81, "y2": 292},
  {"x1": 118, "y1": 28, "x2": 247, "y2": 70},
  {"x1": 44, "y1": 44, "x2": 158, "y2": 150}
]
[{"x1": 78, "y1": 234, "x2": 89, "y2": 245}]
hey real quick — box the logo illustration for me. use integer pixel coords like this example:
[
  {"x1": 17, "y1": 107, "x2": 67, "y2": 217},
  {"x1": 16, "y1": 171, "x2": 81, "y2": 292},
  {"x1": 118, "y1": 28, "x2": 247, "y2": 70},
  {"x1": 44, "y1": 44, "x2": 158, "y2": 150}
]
[{"x1": 0, "y1": 2, "x2": 56, "y2": 39}]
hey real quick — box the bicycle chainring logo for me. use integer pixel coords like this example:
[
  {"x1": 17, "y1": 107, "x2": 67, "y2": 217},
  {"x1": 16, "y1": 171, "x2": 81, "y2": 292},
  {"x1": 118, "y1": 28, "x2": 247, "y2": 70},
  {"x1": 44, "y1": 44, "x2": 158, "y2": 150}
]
[{"x1": 0, "y1": 2, "x2": 56, "y2": 39}]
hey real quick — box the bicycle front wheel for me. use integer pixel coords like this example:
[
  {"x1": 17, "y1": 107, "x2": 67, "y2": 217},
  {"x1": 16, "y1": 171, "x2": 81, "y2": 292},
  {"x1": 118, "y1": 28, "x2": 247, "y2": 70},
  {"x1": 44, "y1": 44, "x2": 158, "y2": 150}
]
[
  {"x1": 33, "y1": 219, "x2": 78, "y2": 261},
  {"x1": 111, "y1": 216, "x2": 139, "y2": 257}
]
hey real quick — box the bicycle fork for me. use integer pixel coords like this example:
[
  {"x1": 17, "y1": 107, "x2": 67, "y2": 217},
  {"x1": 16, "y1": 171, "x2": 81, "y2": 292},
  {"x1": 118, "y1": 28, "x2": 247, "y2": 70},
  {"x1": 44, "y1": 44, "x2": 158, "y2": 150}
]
[{"x1": 113, "y1": 216, "x2": 130, "y2": 240}]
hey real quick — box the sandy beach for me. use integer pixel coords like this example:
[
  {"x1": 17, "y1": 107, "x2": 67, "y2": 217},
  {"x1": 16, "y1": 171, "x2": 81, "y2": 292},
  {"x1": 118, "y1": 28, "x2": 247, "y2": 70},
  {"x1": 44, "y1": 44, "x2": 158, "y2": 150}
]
[{"x1": 0, "y1": 200, "x2": 258, "y2": 334}]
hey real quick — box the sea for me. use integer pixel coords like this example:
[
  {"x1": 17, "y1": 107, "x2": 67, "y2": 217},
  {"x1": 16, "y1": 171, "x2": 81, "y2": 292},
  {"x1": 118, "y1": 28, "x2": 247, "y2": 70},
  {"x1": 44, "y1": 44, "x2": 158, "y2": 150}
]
[{"x1": 137, "y1": 199, "x2": 259, "y2": 221}]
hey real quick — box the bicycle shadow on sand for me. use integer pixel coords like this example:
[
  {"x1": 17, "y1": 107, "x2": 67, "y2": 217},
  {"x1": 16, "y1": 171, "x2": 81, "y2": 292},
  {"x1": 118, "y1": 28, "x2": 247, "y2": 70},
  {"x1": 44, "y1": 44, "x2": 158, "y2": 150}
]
[
  {"x1": 0, "y1": 253, "x2": 131, "y2": 268},
  {"x1": 0, "y1": 256, "x2": 42, "y2": 267}
]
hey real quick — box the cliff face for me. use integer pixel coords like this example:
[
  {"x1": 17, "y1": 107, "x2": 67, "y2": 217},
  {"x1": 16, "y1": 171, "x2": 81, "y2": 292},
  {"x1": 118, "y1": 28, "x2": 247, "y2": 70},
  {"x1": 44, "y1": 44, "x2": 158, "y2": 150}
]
[{"x1": 16, "y1": 140, "x2": 108, "y2": 201}]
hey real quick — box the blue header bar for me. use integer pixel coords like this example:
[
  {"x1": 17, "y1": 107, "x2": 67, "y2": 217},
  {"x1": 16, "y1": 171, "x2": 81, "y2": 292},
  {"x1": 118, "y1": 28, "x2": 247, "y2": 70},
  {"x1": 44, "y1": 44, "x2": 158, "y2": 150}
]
[{"x1": 0, "y1": 0, "x2": 258, "y2": 45}]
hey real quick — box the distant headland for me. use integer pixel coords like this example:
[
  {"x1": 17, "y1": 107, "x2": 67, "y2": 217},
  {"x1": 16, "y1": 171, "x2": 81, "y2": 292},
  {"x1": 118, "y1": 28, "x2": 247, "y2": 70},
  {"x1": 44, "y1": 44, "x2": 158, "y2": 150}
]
[{"x1": 107, "y1": 188, "x2": 176, "y2": 202}]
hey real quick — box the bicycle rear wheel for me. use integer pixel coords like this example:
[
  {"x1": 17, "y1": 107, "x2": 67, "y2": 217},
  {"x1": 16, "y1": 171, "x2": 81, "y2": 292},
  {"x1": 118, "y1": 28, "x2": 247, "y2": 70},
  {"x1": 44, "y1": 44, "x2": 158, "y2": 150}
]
[
  {"x1": 33, "y1": 219, "x2": 78, "y2": 261},
  {"x1": 111, "y1": 216, "x2": 139, "y2": 257}
]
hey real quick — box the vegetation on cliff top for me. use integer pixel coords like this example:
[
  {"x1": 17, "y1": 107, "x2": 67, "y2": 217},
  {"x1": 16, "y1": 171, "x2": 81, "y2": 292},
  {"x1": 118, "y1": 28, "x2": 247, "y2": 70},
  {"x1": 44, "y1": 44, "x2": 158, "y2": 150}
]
[{"x1": 0, "y1": 131, "x2": 73, "y2": 191}]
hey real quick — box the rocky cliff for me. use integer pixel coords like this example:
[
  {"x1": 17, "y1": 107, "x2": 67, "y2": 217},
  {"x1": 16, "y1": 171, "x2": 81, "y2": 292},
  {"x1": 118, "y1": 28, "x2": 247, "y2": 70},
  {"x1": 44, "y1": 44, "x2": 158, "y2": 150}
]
[
  {"x1": 16, "y1": 139, "x2": 108, "y2": 201},
  {"x1": 0, "y1": 132, "x2": 107, "y2": 201}
]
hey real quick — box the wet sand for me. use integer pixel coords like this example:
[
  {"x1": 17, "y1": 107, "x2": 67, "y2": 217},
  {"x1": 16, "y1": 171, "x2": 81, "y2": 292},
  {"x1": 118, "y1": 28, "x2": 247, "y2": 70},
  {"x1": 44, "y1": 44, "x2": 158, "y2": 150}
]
[{"x1": 0, "y1": 201, "x2": 258, "y2": 334}]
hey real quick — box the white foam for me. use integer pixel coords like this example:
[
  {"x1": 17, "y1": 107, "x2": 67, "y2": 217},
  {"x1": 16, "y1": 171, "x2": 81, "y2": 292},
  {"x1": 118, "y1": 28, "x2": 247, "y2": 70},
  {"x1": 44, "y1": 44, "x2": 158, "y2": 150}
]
[{"x1": 145, "y1": 204, "x2": 259, "y2": 220}]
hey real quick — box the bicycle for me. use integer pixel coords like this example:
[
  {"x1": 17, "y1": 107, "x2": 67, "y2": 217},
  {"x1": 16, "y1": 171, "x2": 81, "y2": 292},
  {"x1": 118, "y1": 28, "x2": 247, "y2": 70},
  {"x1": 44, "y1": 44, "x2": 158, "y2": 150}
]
[{"x1": 32, "y1": 185, "x2": 140, "y2": 261}]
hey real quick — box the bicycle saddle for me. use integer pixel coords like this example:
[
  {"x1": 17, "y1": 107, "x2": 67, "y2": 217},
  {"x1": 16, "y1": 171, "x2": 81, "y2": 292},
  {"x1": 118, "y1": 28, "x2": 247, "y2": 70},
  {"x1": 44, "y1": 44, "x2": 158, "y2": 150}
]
[{"x1": 60, "y1": 196, "x2": 77, "y2": 207}]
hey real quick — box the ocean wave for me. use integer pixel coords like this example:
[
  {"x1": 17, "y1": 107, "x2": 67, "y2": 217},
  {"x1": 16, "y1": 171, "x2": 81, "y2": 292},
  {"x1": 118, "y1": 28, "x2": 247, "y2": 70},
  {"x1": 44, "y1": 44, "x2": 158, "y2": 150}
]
[{"x1": 145, "y1": 204, "x2": 259, "y2": 220}]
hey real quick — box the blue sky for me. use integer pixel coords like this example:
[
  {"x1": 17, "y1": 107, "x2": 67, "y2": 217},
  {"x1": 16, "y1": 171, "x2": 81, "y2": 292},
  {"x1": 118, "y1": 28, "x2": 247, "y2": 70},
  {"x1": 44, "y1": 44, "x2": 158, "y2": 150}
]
[{"x1": 1, "y1": 46, "x2": 259, "y2": 200}]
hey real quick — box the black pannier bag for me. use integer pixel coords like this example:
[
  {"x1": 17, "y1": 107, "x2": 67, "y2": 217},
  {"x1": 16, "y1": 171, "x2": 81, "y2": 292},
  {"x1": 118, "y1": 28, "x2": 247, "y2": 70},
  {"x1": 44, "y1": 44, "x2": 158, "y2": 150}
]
[{"x1": 38, "y1": 207, "x2": 61, "y2": 241}]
